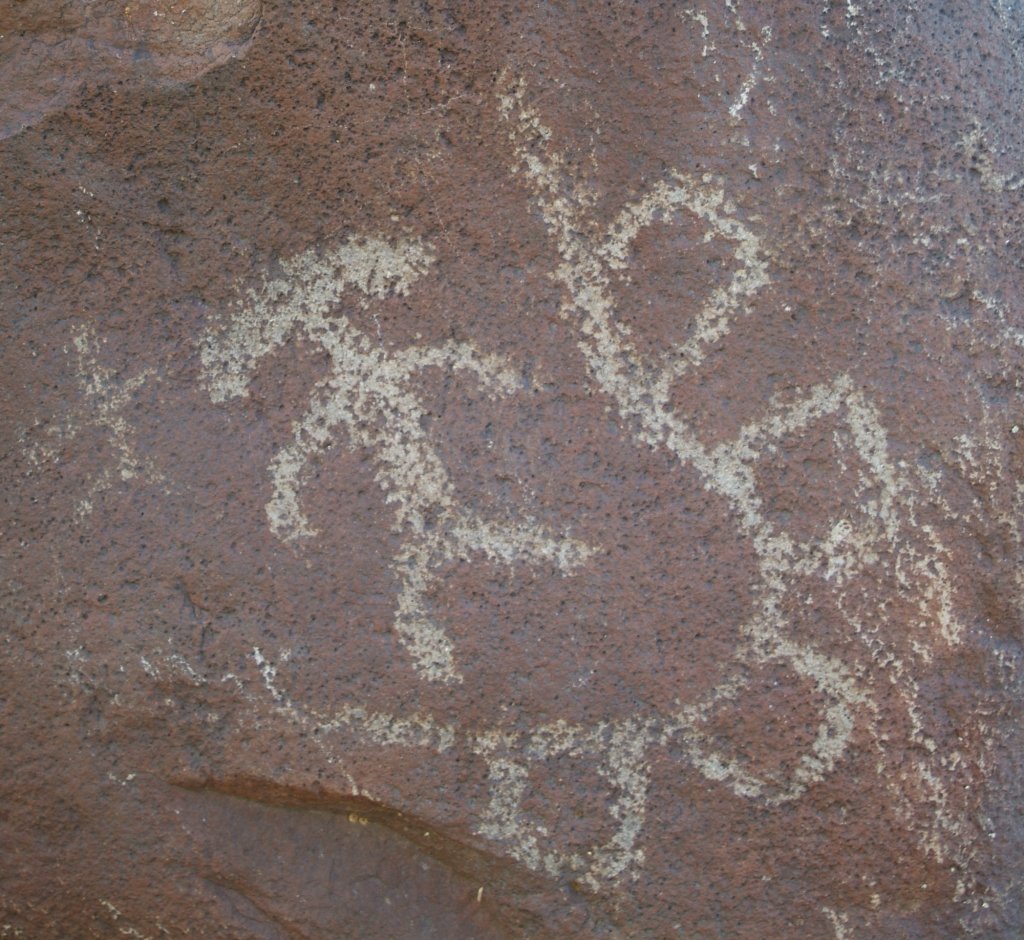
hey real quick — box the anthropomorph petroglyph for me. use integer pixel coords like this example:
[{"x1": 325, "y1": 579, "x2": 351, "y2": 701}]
[
  {"x1": 22, "y1": 323, "x2": 164, "y2": 520},
  {"x1": 498, "y1": 75, "x2": 970, "y2": 868},
  {"x1": 200, "y1": 235, "x2": 592, "y2": 683}
]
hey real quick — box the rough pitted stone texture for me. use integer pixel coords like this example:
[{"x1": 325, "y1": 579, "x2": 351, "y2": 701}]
[{"x1": 2, "y1": 2, "x2": 1022, "y2": 937}]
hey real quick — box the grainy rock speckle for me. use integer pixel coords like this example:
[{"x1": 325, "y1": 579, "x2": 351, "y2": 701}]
[{"x1": 1, "y1": 2, "x2": 1022, "y2": 937}]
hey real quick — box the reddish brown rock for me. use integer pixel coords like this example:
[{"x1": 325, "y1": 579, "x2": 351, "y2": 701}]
[
  {"x1": 0, "y1": 0, "x2": 260, "y2": 137},
  {"x1": 2, "y1": 1, "x2": 1023, "y2": 937}
]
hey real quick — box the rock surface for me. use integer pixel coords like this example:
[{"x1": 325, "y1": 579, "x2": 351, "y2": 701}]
[{"x1": 2, "y1": 1, "x2": 1023, "y2": 937}]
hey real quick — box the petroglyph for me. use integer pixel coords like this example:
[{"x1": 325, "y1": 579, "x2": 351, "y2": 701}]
[
  {"x1": 201, "y1": 236, "x2": 593, "y2": 683},
  {"x1": 729, "y1": 25, "x2": 772, "y2": 120},
  {"x1": 243, "y1": 645, "x2": 834, "y2": 891},
  {"x1": 251, "y1": 646, "x2": 455, "y2": 755},
  {"x1": 97, "y1": 900, "x2": 157, "y2": 940},
  {"x1": 180, "y1": 69, "x2": 977, "y2": 894},
  {"x1": 960, "y1": 122, "x2": 1024, "y2": 193},
  {"x1": 679, "y1": 6, "x2": 772, "y2": 120},
  {"x1": 823, "y1": 906, "x2": 853, "y2": 940},
  {"x1": 22, "y1": 323, "x2": 164, "y2": 520},
  {"x1": 472, "y1": 717, "x2": 651, "y2": 889},
  {"x1": 179, "y1": 72, "x2": 981, "y2": 892},
  {"x1": 681, "y1": 10, "x2": 712, "y2": 58},
  {"x1": 966, "y1": 288, "x2": 1024, "y2": 350},
  {"x1": 499, "y1": 75, "x2": 969, "y2": 865}
]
